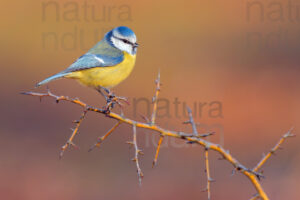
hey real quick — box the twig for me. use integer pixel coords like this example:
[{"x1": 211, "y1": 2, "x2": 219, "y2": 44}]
[
  {"x1": 204, "y1": 148, "x2": 214, "y2": 200},
  {"x1": 150, "y1": 71, "x2": 161, "y2": 125},
  {"x1": 132, "y1": 123, "x2": 143, "y2": 186},
  {"x1": 179, "y1": 132, "x2": 215, "y2": 138},
  {"x1": 21, "y1": 90, "x2": 105, "y2": 112},
  {"x1": 199, "y1": 132, "x2": 215, "y2": 138},
  {"x1": 60, "y1": 110, "x2": 87, "y2": 159},
  {"x1": 184, "y1": 106, "x2": 198, "y2": 136},
  {"x1": 150, "y1": 71, "x2": 164, "y2": 168},
  {"x1": 152, "y1": 135, "x2": 164, "y2": 168},
  {"x1": 183, "y1": 107, "x2": 215, "y2": 139},
  {"x1": 88, "y1": 121, "x2": 121, "y2": 152},
  {"x1": 253, "y1": 128, "x2": 295, "y2": 172}
]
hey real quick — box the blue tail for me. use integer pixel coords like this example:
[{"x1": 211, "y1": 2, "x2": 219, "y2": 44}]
[{"x1": 36, "y1": 72, "x2": 68, "y2": 87}]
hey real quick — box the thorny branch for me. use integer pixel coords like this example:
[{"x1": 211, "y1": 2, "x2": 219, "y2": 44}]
[
  {"x1": 184, "y1": 106, "x2": 214, "y2": 199},
  {"x1": 252, "y1": 128, "x2": 295, "y2": 172},
  {"x1": 89, "y1": 121, "x2": 122, "y2": 152},
  {"x1": 184, "y1": 106, "x2": 198, "y2": 136},
  {"x1": 22, "y1": 73, "x2": 295, "y2": 200},
  {"x1": 204, "y1": 149, "x2": 214, "y2": 200},
  {"x1": 152, "y1": 135, "x2": 164, "y2": 168},
  {"x1": 183, "y1": 109, "x2": 215, "y2": 138},
  {"x1": 132, "y1": 123, "x2": 144, "y2": 186},
  {"x1": 151, "y1": 71, "x2": 164, "y2": 167},
  {"x1": 151, "y1": 71, "x2": 161, "y2": 125},
  {"x1": 59, "y1": 110, "x2": 87, "y2": 159}
]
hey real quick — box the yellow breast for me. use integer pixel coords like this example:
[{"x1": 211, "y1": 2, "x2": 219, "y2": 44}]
[{"x1": 66, "y1": 52, "x2": 136, "y2": 89}]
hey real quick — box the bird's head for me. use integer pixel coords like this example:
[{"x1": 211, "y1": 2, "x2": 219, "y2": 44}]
[{"x1": 106, "y1": 26, "x2": 138, "y2": 55}]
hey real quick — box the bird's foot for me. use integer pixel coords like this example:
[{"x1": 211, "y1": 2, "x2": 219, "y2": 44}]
[{"x1": 103, "y1": 92, "x2": 129, "y2": 112}]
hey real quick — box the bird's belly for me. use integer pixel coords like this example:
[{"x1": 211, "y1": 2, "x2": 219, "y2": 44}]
[{"x1": 71, "y1": 53, "x2": 136, "y2": 89}]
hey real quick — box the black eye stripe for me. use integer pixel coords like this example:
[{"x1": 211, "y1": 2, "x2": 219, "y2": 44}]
[{"x1": 113, "y1": 36, "x2": 134, "y2": 45}]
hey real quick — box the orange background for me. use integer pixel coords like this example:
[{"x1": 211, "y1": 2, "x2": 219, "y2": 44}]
[{"x1": 1, "y1": 0, "x2": 299, "y2": 199}]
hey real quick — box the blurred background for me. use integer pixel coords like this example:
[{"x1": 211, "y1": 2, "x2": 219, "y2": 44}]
[{"x1": 1, "y1": 0, "x2": 299, "y2": 199}]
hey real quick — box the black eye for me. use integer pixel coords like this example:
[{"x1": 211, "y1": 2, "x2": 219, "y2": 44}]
[{"x1": 122, "y1": 39, "x2": 130, "y2": 44}]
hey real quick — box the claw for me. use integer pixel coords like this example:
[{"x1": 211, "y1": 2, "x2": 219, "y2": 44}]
[{"x1": 103, "y1": 92, "x2": 129, "y2": 111}]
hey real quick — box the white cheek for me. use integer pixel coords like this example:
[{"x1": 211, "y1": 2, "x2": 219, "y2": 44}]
[{"x1": 111, "y1": 37, "x2": 133, "y2": 54}]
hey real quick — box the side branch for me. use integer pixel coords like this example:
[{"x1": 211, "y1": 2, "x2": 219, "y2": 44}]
[
  {"x1": 152, "y1": 135, "x2": 164, "y2": 167},
  {"x1": 150, "y1": 71, "x2": 161, "y2": 125},
  {"x1": 204, "y1": 149, "x2": 213, "y2": 200},
  {"x1": 60, "y1": 110, "x2": 87, "y2": 158},
  {"x1": 253, "y1": 128, "x2": 295, "y2": 172},
  {"x1": 185, "y1": 106, "x2": 198, "y2": 136},
  {"x1": 89, "y1": 121, "x2": 121, "y2": 152},
  {"x1": 150, "y1": 71, "x2": 164, "y2": 167},
  {"x1": 132, "y1": 123, "x2": 144, "y2": 186}
]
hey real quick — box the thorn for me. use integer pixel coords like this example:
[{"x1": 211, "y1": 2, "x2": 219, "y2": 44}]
[
  {"x1": 152, "y1": 160, "x2": 157, "y2": 168},
  {"x1": 186, "y1": 141, "x2": 196, "y2": 144},
  {"x1": 137, "y1": 149, "x2": 144, "y2": 155},
  {"x1": 208, "y1": 178, "x2": 216, "y2": 182},
  {"x1": 126, "y1": 141, "x2": 134, "y2": 145},
  {"x1": 152, "y1": 96, "x2": 156, "y2": 103},
  {"x1": 88, "y1": 145, "x2": 96, "y2": 152},
  {"x1": 270, "y1": 150, "x2": 276, "y2": 155},
  {"x1": 199, "y1": 132, "x2": 215, "y2": 137},
  {"x1": 139, "y1": 171, "x2": 144, "y2": 178},
  {"x1": 288, "y1": 133, "x2": 296, "y2": 138},
  {"x1": 20, "y1": 92, "x2": 29, "y2": 95},
  {"x1": 231, "y1": 169, "x2": 236, "y2": 176},
  {"x1": 140, "y1": 114, "x2": 150, "y2": 123},
  {"x1": 69, "y1": 141, "x2": 79, "y2": 149}
]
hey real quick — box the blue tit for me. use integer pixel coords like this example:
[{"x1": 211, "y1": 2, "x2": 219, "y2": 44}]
[{"x1": 37, "y1": 26, "x2": 138, "y2": 96}]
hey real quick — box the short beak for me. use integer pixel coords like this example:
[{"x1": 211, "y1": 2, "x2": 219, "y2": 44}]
[{"x1": 133, "y1": 42, "x2": 139, "y2": 47}]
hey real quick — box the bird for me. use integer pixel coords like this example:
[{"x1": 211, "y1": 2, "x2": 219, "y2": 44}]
[{"x1": 36, "y1": 26, "x2": 138, "y2": 101}]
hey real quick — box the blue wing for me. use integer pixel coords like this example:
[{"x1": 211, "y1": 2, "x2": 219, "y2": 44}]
[{"x1": 63, "y1": 53, "x2": 124, "y2": 73}]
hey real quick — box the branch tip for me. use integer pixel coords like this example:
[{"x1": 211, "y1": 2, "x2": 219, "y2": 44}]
[
  {"x1": 150, "y1": 71, "x2": 161, "y2": 125},
  {"x1": 152, "y1": 135, "x2": 164, "y2": 168},
  {"x1": 185, "y1": 106, "x2": 198, "y2": 136},
  {"x1": 253, "y1": 129, "x2": 295, "y2": 172},
  {"x1": 88, "y1": 121, "x2": 121, "y2": 152}
]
